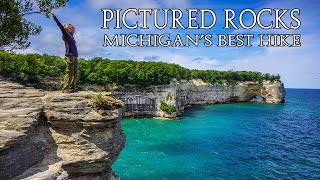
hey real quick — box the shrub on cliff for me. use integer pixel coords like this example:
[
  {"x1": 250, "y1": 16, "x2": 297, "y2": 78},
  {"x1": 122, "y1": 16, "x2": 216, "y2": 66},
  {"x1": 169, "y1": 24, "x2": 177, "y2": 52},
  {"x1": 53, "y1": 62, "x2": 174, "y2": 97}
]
[
  {"x1": 160, "y1": 101, "x2": 176, "y2": 114},
  {"x1": 88, "y1": 93, "x2": 124, "y2": 111}
]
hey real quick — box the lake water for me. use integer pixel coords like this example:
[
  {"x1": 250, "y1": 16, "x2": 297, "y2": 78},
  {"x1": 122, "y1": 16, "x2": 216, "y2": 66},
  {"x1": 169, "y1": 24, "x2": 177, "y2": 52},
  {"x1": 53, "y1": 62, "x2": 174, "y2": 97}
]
[{"x1": 113, "y1": 89, "x2": 320, "y2": 179}]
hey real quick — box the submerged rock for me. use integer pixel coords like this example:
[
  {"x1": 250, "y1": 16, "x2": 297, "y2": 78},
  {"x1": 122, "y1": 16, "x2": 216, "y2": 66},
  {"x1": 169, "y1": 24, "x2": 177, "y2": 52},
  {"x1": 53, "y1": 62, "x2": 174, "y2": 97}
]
[{"x1": 0, "y1": 78, "x2": 126, "y2": 180}]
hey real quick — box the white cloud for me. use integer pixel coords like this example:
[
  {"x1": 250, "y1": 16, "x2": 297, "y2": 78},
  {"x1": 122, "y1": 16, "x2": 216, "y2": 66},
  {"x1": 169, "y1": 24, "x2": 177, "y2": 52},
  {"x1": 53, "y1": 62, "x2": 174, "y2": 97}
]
[
  {"x1": 16, "y1": 32, "x2": 64, "y2": 56},
  {"x1": 16, "y1": 48, "x2": 42, "y2": 55},
  {"x1": 74, "y1": 31, "x2": 98, "y2": 56}
]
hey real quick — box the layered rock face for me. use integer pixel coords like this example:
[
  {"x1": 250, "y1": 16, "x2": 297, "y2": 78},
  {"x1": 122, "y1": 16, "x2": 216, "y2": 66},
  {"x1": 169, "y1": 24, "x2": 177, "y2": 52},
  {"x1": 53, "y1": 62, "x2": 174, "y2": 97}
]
[
  {"x1": 0, "y1": 78, "x2": 125, "y2": 180},
  {"x1": 180, "y1": 79, "x2": 286, "y2": 105},
  {"x1": 115, "y1": 79, "x2": 285, "y2": 118},
  {"x1": 0, "y1": 80, "x2": 46, "y2": 179}
]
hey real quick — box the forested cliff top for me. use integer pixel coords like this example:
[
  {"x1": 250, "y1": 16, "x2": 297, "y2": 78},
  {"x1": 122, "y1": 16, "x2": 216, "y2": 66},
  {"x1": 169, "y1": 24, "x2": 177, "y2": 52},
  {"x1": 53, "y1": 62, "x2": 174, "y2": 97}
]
[{"x1": 0, "y1": 51, "x2": 281, "y2": 87}]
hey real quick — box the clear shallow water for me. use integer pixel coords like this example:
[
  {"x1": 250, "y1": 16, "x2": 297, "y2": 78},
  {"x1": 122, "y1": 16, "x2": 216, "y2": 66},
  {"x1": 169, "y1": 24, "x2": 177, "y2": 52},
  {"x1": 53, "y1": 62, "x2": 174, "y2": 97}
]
[{"x1": 113, "y1": 89, "x2": 320, "y2": 179}]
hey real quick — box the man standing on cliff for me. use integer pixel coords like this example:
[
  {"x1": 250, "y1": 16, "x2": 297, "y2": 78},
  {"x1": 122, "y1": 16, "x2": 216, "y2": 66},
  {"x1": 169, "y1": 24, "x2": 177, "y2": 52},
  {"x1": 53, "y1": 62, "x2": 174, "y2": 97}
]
[{"x1": 50, "y1": 10, "x2": 78, "y2": 93}]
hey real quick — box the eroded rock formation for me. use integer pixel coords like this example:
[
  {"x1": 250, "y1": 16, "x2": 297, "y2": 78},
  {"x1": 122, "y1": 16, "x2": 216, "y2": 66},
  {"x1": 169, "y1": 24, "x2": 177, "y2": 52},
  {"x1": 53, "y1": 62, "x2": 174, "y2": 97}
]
[
  {"x1": 0, "y1": 78, "x2": 125, "y2": 180},
  {"x1": 183, "y1": 79, "x2": 286, "y2": 104},
  {"x1": 114, "y1": 79, "x2": 285, "y2": 118}
]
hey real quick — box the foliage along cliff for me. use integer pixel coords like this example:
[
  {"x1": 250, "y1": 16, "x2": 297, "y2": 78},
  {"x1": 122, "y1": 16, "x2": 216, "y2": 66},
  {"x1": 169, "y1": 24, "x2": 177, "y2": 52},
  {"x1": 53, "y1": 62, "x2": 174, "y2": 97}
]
[{"x1": 0, "y1": 77, "x2": 125, "y2": 179}]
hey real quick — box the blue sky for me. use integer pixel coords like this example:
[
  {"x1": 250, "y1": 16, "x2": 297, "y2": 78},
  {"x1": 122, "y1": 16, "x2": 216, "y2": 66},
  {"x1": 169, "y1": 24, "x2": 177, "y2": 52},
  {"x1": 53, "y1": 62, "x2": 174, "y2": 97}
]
[{"x1": 18, "y1": 0, "x2": 320, "y2": 89}]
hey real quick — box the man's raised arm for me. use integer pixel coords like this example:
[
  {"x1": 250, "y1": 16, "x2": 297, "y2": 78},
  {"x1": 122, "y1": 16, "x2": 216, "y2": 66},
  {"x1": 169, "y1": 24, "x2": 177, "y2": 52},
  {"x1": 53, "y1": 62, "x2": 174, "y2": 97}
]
[{"x1": 50, "y1": 11, "x2": 69, "y2": 38}]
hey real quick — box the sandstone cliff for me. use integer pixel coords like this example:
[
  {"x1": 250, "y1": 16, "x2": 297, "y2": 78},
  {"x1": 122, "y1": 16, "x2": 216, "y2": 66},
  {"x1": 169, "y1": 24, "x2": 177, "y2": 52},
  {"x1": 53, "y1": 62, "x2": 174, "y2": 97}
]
[
  {"x1": 0, "y1": 78, "x2": 125, "y2": 180},
  {"x1": 180, "y1": 79, "x2": 285, "y2": 104},
  {"x1": 114, "y1": 79, "x2": 285, "y2": 118}
]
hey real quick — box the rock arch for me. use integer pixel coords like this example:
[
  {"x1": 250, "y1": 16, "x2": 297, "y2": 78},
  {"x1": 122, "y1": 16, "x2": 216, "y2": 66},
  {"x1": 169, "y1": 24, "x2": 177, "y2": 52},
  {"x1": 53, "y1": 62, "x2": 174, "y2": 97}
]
[
  {"x1": 243, "y1": 81, "x2": 285, "y2": 103},
  {"x1": 246, "y1": 93, "x2": 267, "y2": 102}
]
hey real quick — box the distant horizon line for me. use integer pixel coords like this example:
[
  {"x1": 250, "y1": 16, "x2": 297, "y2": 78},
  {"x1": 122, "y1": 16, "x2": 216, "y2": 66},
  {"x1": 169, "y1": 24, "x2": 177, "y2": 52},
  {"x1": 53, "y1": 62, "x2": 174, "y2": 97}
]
[{"x1": 285, "y1": 87, "x2": 320, "y2": 90}]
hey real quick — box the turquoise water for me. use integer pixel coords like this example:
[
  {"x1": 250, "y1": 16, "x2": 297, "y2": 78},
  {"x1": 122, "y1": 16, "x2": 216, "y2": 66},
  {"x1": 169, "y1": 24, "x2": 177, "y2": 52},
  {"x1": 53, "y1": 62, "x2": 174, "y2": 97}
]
[{"x1": 113, "y1": 89, "x2": 320, "y2": 179}]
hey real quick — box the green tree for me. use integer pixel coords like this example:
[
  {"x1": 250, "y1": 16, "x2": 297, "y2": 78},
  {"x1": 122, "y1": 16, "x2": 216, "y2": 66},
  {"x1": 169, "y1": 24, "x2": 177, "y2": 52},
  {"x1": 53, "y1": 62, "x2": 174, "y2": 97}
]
[{"x1": 0, "y1": 0, "x2": 68, "y2": 50}]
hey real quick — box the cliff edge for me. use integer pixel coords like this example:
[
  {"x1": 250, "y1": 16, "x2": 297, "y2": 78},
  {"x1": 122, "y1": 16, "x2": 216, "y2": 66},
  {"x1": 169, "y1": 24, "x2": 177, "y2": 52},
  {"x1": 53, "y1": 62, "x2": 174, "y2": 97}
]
[{"x1": 0, "y1": 78, "x2": 126, "y2": 180}]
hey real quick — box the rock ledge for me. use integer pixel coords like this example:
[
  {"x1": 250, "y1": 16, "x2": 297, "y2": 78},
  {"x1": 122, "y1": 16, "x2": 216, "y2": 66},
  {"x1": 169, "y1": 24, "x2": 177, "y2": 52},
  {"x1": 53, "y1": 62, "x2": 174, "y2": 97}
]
[{"x1": 0, "y1": 78, "x2": 125, "y2": 180}]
